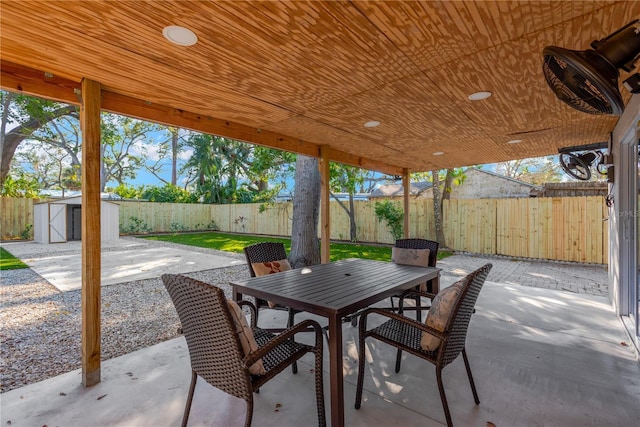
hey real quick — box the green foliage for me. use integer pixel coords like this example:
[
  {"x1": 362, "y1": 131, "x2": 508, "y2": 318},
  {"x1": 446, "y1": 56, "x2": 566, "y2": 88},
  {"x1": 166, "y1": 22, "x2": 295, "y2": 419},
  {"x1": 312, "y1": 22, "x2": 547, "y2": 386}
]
[
  {"x1": 121, "y1": 216, "x2": 152, "y2": 234},
  {"x1": 0, "y1": 174, "x2": 40, "y2": 198},
  {"x1": 0, "y1": 247, "x2": 29, "y2": 270},
  {"x1": 21, "y1": 224, "x2": 33, "y2": 240},
  {"x1": 141, "y1": 184, "x2": 197, "y2": 203},
  {"x1": 374, "y1": 200, "x2": 404, "y2": 240},
  {"x1": 109, "y1": 183, "x2": 144, "y2": 199},
  {"x1": 183, "y1": 134, "x2": 293, "y2": 204},
  {"x1": 170, "y1": 222, "x2": 189, "y2": 232},
  {"x1": 329, "y1": 163, "x2": 365, "y2": 194},
  {"x1": 193, "y1": 221, "x2": 218, "y2": 231}
]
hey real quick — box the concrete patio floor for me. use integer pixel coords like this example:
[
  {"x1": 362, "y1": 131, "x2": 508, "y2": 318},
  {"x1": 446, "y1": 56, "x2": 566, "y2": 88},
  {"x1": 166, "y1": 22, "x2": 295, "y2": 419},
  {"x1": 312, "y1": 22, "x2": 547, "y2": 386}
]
[{"x1": 2, "y1": 270, "x2": 638, "y2": 426}]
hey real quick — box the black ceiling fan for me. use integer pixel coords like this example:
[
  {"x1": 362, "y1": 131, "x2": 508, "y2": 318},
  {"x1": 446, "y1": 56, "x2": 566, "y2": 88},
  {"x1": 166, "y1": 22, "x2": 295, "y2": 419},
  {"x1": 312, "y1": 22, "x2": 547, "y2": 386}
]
[
  {"x1": 558, "y1": 142, "x2": 610, "y2": 181},
  {"x1": 542, "y1": 20, "x2": 640, "y2": 115}
]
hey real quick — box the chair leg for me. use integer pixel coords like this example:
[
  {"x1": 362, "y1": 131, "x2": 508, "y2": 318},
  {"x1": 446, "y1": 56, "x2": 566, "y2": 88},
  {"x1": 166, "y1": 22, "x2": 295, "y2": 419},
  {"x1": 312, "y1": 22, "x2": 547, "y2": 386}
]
[
  {"x1": 415, "y1": 294, "x2": 421, "y2": 322},
  {"x1": 181, "y1": 370, "x2": 197, "y2": 427},
  {"x1": 355, "y1": 334, "x2": 366, "y2": 409},
  {"x1": 462, "y1": 348, "x2": 480, "y2": 404},
  {"x1": 314, "y1": 347, "x2": 326, "y2": 426},
  {"x1": 244, "y1": 398, "x2": 254, "y2": 427},
  {"x1": 436, "y1": 367, "x2": 453, "y2": 427},
  {"x1": 389, "y1": 296, "x2": 397, "y2": 312},
  {"x1": 287, "y1": 308, "x2": 298, "y2": 374},
  {"x1": 394, "y1": 348, "x2": 403, "y2": 373}
]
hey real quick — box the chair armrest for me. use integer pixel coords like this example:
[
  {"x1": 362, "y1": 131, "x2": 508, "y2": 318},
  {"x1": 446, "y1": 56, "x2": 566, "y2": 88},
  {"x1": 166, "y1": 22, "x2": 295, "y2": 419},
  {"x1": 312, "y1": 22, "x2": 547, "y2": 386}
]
[
  {"x1": 237, "y1": 300, "x2": 258, "y2": 328},
  {"x1": 244, "y1": 319, "x2": 324, "y2": 366},
  {"x1": 358, "y1": 307, "x2": 447, "y2": 340}
]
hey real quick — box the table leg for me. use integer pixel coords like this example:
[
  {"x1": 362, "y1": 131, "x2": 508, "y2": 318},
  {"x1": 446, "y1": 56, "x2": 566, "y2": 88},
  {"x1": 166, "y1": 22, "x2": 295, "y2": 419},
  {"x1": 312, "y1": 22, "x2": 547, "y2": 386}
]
[
  {"x1": 328, "y1": 312, "x2": 344, "y2": 427},
  {"x1": 432, "y1": 273, "x2": 440, "y2": 295},
  {"x1": 232, "y1": 286, "x2": 242, "y2": 302}
]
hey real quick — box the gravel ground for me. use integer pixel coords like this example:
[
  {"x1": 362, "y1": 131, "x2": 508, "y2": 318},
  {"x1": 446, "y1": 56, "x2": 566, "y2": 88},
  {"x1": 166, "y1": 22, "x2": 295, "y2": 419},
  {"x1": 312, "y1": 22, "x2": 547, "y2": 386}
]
[{"x1": 0, "y1": 261, "x2": 250, "y2": 393}]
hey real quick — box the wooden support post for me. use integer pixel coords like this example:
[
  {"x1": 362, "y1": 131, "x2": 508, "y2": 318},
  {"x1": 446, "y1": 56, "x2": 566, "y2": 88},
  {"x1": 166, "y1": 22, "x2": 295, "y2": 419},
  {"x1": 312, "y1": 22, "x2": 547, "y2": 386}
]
[
  {"x1": 403, "y1": 168, "x2": 410, "y2": 238},
  {"x1": 80, "y1": 78, "x2": 102, "y2": 386},
  {"x1": 320, "y1": 145, "x2": 331, "y2": 264}
]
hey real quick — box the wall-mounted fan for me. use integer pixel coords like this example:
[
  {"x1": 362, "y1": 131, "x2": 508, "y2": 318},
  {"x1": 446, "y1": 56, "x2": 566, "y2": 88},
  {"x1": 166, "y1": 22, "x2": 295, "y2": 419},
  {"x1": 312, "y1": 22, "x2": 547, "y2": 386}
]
[
  {"x1": 558, "y1": 142, "x2": 610, "y2": 181},
  {"x1": 542, "y1": 20, "x2": 640, "y2": 115}
]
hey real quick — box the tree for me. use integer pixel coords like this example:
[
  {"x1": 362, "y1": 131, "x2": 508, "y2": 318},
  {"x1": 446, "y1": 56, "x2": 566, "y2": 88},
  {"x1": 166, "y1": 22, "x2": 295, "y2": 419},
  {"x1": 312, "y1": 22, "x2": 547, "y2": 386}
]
[
  {"x1": 289, "y1": 155, "x2": 320, "y2": 268},
  {"x1": 494, "y1": 156, "x2": 562, "y2": 184},
  {"x1": 183, "y1": 134, "x2": 294, "y2": 204},
  {"x1": 245, "y1": 146, "x2": 295, "y2": 203},
  {"x1": 13, "y1": 141, "x2": 80, "y2": 192},
  {"x1": 100, "y1": 113, "x2": 158, "y2": 191},
  {"x1": 329, "y1": 163, "x2": 366, "y2": 241},
  {"x1": 410, "y1": 168, "x2": 464, "y2": 248},
  {"x1": 182, "y1": 134, "x2": 249, "y2": 203},
  {"x1": 144, "y1": 126, "x2": 188, "y2": 186},
  {"x1": 0, "y1": 91, "x2": 78, "y2": 189}
]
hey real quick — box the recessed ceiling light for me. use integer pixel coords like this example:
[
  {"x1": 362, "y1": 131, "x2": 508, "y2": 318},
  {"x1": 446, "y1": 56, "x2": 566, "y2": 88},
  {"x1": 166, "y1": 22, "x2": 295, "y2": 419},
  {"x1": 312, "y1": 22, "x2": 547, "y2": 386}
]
[
  {"x1": 163, "y1": 25, "x2": 198, "y2": 46},
  {"x1": 468, "y1": 91, "x2": 492, "y2": 101},
  {"x1": 432, "y1": 151, "x2": 444, "y2": 156},
  {"x1": 507, "y1": 139, "x2": 522, "y2": 144},
  {"x1": 364, "y1": 120, "x2": 380, "y2": 128}
]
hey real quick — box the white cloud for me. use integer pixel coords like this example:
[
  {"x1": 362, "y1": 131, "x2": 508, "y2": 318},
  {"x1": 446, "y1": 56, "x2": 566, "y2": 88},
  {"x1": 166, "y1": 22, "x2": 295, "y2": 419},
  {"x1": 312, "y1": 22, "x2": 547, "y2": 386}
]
[{"x1": 179, "y1": 148, "x2": 193, "y2": 161}]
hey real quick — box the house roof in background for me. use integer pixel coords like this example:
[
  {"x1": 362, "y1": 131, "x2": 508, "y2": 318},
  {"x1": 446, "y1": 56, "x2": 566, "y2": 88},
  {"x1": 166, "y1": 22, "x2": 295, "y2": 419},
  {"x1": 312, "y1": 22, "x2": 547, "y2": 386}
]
[
  {"x1": 370, "y1": 168, "x2": 538, "y2": 197},
  {"x1": 468, "y1": 168, "x2": 540, "y2": 189},
  {"x1": 370, "y1": 181, "x2": 432, "y2": 198},
  {"x1": 1, "y1": 2, "x2": 638, "y2": 175}
]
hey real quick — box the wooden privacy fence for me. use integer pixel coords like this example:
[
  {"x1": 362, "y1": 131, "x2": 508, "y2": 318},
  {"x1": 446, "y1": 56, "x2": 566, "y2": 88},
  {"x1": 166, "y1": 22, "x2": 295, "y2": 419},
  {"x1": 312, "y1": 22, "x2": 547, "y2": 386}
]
[{"x1": 0, "y1": 196, "x2": 608, "y2": 264}]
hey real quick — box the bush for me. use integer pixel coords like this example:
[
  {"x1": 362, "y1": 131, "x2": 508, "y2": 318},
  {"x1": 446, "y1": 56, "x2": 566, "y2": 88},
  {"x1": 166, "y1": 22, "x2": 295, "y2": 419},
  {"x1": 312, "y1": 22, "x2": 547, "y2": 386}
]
[
  {"x1": 374, "y1": 200, "x2": 404, "y2": 240},
  {"x1": 121, "y1": 216, "x2": 152, "y2": 234}
]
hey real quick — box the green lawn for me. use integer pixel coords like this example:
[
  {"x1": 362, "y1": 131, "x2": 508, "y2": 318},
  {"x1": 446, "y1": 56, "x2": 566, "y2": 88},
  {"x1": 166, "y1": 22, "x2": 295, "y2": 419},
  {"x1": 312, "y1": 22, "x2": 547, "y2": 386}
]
[
  {"x1": 144, "y1": 232, "x2": 452, "y2": 262},
  {"x1": 0, "y1": 247, "x2": 29, "y2": 270}
]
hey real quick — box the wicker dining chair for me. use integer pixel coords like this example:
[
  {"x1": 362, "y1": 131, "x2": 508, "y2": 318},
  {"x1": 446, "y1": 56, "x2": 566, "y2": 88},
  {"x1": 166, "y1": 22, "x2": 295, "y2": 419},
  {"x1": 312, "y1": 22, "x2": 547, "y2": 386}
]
[
  {"x1": 161, "y1": 274, "x2": 326, "y2": 427},
  {"x1": 355, "y1": 264, "x2": 492, "y2": 427},
  {"x1": 388, "y1": 238, "x2": 440, "y2": 321},
  {"x1": 243, "y1": 242, "x2": 299, "y2": 332}
]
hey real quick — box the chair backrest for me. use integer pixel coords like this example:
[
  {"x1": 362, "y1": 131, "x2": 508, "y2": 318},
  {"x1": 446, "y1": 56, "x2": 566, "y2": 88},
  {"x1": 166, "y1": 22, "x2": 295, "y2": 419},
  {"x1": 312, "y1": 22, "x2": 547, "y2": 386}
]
[
  {"x1": 394, "y1": 238, "x2": 439, "y2": 268},
  {"x1": 244, "y1": 242, "x2": 288, "y2": 277},
  {"x1": 438, "y1": 263, "x2": 492, "y2": 368},
  {"x1": 161, "y1": 274, "x2": 252, "y2": 401}
]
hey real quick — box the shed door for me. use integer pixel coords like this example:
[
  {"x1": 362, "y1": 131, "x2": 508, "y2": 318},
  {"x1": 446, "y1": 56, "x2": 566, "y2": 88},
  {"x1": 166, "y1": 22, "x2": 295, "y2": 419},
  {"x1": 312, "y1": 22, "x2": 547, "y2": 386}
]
[{"x1": 49, "y1": 203, "x2": 67, "y2": 243}]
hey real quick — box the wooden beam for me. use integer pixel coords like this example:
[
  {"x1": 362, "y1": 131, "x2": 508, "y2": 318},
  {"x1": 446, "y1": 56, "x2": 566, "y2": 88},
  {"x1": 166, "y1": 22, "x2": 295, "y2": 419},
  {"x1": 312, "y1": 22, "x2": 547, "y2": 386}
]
[
  {"x1": 403, "y1": 168, "x2": 410, "y2": 238},
  {"x1": 0, "y1": 60, "x2": 81, "y2": 105},
  {"x1": 1, "y1": 60, "x2": 405, "y2": 176},
  {"x1": 320, "y1": 145, "x2": 331, "y2": 264},
  {"x1": 80, "y1": 78, "x2": 102, "y2": 387}
]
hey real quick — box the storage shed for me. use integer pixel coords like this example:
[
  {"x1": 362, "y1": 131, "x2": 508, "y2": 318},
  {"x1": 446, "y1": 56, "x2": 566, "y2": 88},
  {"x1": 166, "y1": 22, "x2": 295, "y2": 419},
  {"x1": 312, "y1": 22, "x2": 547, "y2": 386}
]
[{"x1": 33, "y1": 197, "x2": 120, "y2": 244}]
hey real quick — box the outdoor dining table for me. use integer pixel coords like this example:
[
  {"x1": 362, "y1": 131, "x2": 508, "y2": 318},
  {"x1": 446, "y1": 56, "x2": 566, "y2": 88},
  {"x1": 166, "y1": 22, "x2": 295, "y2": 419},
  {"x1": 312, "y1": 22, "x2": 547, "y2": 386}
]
[{"x1": 231, "y1": 257, "x2": 441, "y2": 427}]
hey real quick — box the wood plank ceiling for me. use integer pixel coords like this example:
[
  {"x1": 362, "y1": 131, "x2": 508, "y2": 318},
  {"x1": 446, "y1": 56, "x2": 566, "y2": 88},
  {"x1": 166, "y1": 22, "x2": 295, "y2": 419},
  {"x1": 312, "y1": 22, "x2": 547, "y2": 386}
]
[{"x1": 1, "y1": 1, "x2": 638, "y2": 174}]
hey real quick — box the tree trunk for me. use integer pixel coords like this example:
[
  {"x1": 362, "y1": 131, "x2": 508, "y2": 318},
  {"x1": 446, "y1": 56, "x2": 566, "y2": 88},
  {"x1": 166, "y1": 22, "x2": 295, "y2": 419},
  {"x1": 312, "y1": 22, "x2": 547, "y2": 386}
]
[
  {"x1": 289, "y1": 155, "x2": 320, "y2": 268},
  {"x1": 432, "y1": 170, "x2": 446, "y2": 247},
  {"x1": 442, "y1": 168, "x2": 454, "y2": 201},
  {"x1": 331, "y1": 191, "x2": 357, "y2": 242},
  {"x1": 171, "y1": 128, "x2": 178, "y2": 186},
  {"x1": 348, "y1": 193, "x2": 356, "y2": 241}
]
